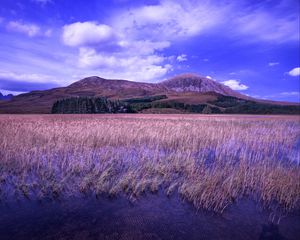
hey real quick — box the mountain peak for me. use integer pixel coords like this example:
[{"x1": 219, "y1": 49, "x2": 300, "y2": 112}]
[
  {"x1": 166, "y1": 73, "x2": 208, "y2": 80},
  {"x1": 160, "y1": 73, "x2": 243, "y2": 98},
  {"x1": 162, "y1": 73, "x2": 213, "y2": 86},
  {"x1": 69, "y1": 76, "x2": 107, "y2": 88}
]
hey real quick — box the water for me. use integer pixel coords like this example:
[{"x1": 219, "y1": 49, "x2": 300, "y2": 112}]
[{"x1": 0, "y1": 194, "x2": 299, "y2": 240}]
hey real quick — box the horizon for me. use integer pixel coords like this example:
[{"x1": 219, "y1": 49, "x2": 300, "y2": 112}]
[{"x1": 0, "y1": 0, "x2": 299, "y2": 102}]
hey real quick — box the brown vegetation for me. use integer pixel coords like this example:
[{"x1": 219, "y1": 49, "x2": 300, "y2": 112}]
[{"x1": 0, "y1": 114, "x2": 299, "y2": 213}]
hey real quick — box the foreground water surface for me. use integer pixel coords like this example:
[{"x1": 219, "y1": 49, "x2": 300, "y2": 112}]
[{"x1": 0, "y1": 194, "x2": 299, "y2": 240}]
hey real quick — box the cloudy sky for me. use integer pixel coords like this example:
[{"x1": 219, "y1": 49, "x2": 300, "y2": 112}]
[{"x1": 0, "y1": 0, "x2": 299, "y2": 102}]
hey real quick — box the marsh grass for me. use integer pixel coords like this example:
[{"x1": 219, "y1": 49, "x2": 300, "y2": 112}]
[{"x1": 0, "y1": 114, "x2": 299, "y2": 213}]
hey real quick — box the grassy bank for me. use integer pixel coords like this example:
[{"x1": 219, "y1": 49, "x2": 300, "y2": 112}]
[{"x1": 0, "y1": 114, "x2": 299, "y2": 213}]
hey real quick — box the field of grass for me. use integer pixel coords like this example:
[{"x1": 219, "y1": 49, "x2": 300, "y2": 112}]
[{"x1": 0, "y1": 114, "x2": 299, "y2": 213}]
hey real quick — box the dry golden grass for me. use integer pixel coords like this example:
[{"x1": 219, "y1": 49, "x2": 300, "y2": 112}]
[{"x1": 0, "y1": 114, "x2": 299, "y2": 212}]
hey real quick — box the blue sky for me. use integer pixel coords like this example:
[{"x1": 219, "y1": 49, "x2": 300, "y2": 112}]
[{"x1": 0, "y1": 0, "x2": 299, "y2": 102}]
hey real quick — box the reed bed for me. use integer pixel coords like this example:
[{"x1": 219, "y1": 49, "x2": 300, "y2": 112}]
[{"x1": 0, "y1": 114, "x2": 299, "y2": 213}]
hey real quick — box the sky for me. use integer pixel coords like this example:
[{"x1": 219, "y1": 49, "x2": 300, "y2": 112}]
[{"x1": 0, "y1": 0, "x2": 299, "y2": 102}]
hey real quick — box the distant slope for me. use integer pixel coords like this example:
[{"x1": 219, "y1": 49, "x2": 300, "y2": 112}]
[
  {"x1": 0, "y1": 92, "x2": 13, "y2": 101},
  {"x1": 0, "y1": 74, "x2": 299, "y2": 114}
]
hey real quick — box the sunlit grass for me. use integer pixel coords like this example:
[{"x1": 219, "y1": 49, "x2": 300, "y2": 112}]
[{"x1": 0, "y1": 114, "x2": 299, "y2": 212}]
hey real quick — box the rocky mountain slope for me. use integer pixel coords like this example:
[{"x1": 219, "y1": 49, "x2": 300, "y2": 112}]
[{"x1": 160, "y1": 74, "x2": 244, "y2": 98}]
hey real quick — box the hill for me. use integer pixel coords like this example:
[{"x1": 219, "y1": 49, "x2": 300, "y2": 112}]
[{"x1": 0, "y1": 74, "x2": 299, "y2": 114}]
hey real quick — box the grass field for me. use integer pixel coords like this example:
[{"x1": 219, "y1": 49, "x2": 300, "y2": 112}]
[{"x1": 0, "y1": 114, "x2": 299, "y2": 213}]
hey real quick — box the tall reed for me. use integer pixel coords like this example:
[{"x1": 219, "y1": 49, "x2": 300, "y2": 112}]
[{"x1": 0, "y1": 114, "x2": 299, "y2": 212}]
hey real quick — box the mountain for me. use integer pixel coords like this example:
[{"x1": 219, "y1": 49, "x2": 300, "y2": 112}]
[
  {"x1": 0, "y1": 92, "x2": 13, "y2": 101},
  {"x1": 67, "y1": 76, "x2": 166, "y2": 97},
  {"x1": 160, "y1": 74, "x2": 245, "y2": 98},
  {"x1": 0, "y1": 74, "x2": 299, "y2": 114}
]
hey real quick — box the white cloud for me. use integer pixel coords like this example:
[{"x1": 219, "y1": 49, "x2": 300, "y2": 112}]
[
  {"x1": 0, "y1": 70, "x2": 60, "y2": 83},
  {"x1": 77, "y1": 47, "x2": 172, "y2": 82},
  {"x1": 280, "y1": 91, "x2": 299, "y2": 96},
  {"x1": 113, "y1": 0, "x2": 230, "y2": 41},
  {"x1": 288, "y1": 67, "x2": 300, "y2": 77},
  {"x1": 118, "y1": 40, "x2": 170, "y2": 55},
  {"x1": 78, "y1": 47, "x2": 165, "y2": 69},
  {"x1": 268, "y1": 62, "x2": 279, "y2": 66},
  {"x1": 206, "y1": 76, "x2": 212, "y2": 79},
  {"x1": 234, "y1": 10, "x2": 299, "y2": 43},
  {"x1": 45, "y1": 29, "x2": 52, "y2": 37},
  {"x1": 221, "y1": 79, "x2": 248, "y2": 90},
  {"x1": 61, "y1": 0, "x2": 230, "y2": 82},
  {"x1": 62, "y1": 18, "x2": 173, "y2": 82},
  {"x1": 58, "y1": 1, "x2": 299, "y2": 84},
  {"x1": 260, "y1": 91, "x2": 300, "y2": 100},
  {"x1": 63, "y1": 0, "x2": 226, "y2": 80},
  {"x1": 63, "y1": 22, "x2": 114, "y2": 47},
  {"x1": 7, "y1": 21, "x2": 40, "y2": 37},
  {"x1": 113, "y1": 0, "x2": 299, "y2": 44},
  {"x1": 31, "y1": 0, "x2": 52, "y2": 4},
  {"x1": 176, "y1": 54, "x2": 187, "y2": 62},
  {"x1": 0, "y1": 89, "x2": 25, "y2": 96}
]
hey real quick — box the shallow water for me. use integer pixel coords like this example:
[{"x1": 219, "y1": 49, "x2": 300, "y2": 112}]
[{"x1": 0, "y1": 194, "x2": 299, "y2": 240}]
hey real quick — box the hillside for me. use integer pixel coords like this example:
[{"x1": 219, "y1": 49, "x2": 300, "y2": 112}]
[
  {"x1": 0, "y1": 74, "x2": 299, "y2": 114},
  {"x1": 0, "y1": 92, "x2": 13, "y2": 101}
]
